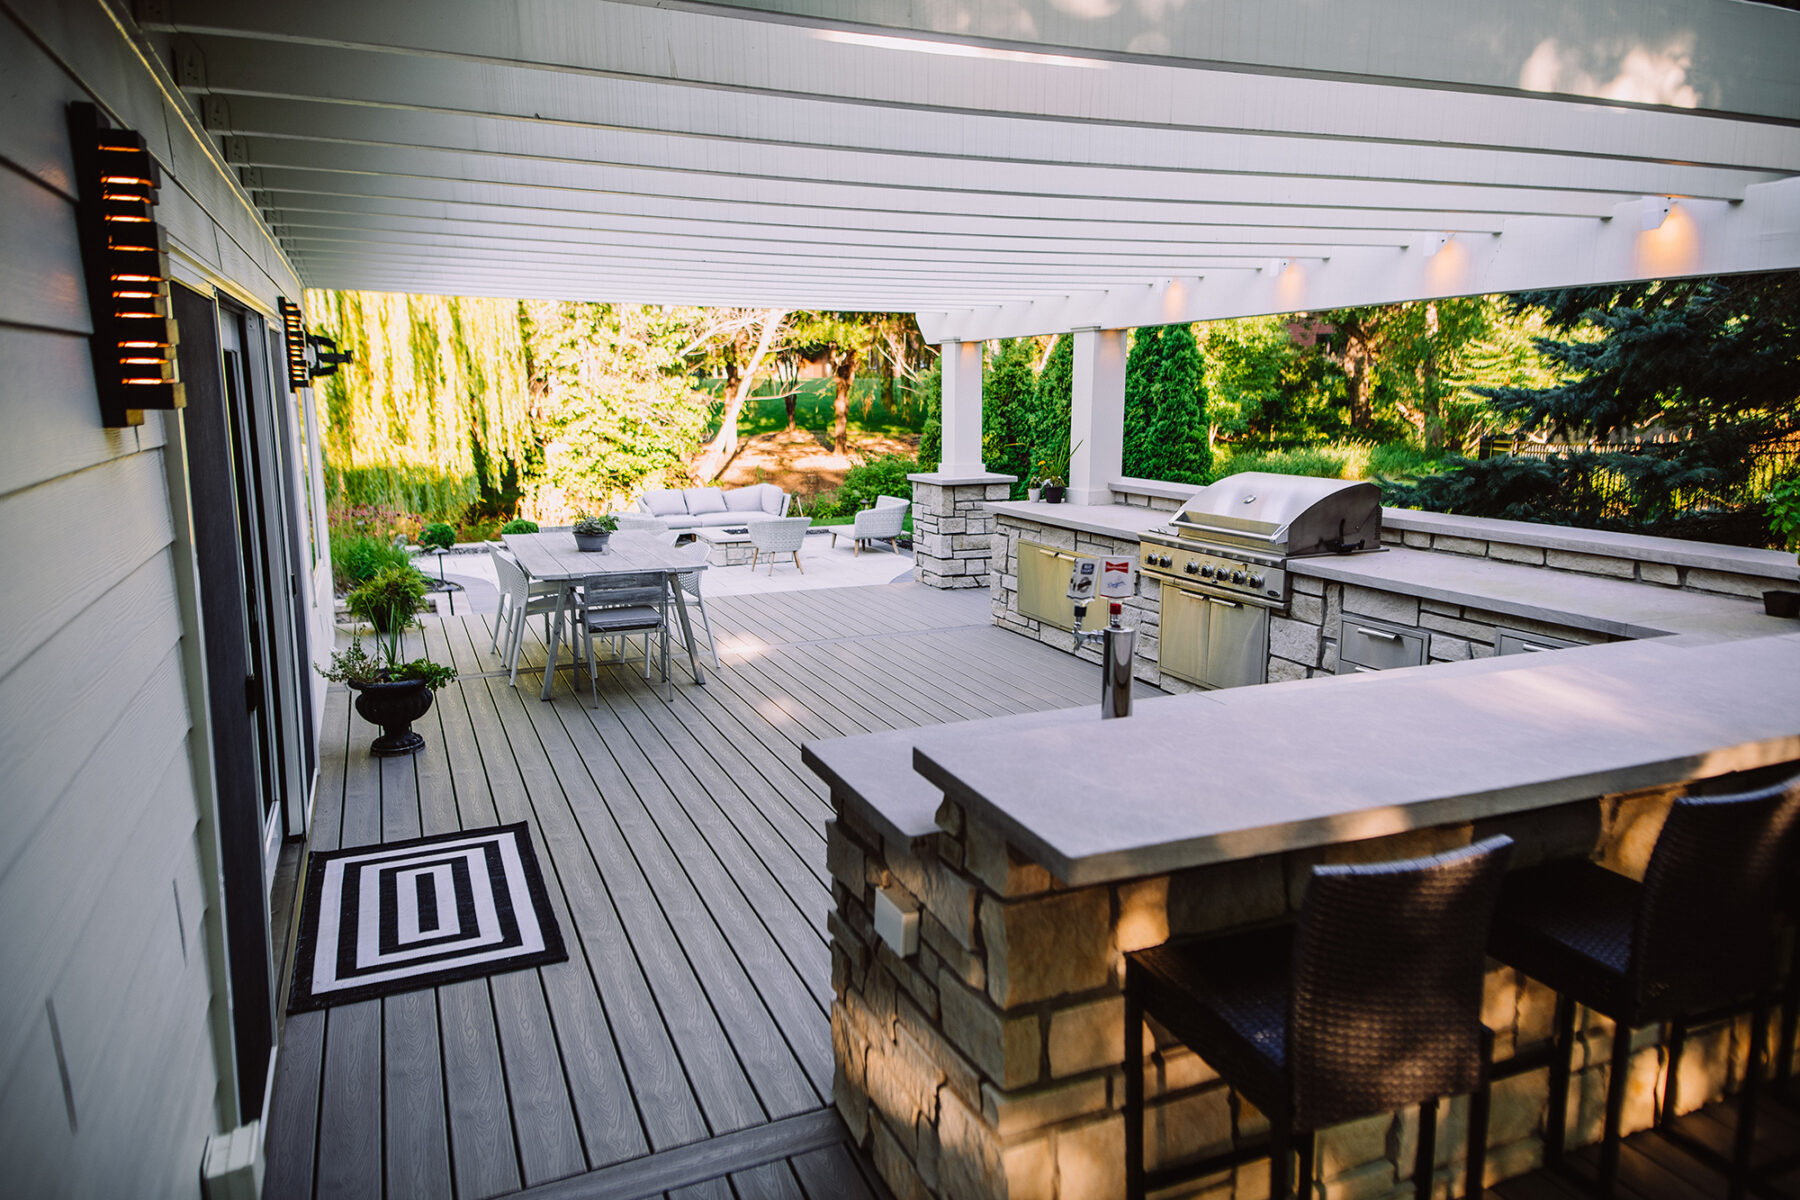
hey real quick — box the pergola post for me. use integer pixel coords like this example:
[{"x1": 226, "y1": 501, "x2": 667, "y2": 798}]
[
  {"x1": 908, "y1": 339, "x2": 1015, "y2": 589},
  {"x1": 1068, "y1": 327, "x2": 1127, "y2": 506},
  {"x1": 937, "y1": 339, "x2": 986, "y2": 477}
]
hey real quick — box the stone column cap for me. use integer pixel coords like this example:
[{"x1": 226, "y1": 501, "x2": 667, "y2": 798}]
[{"x1": 908, "y1": 471, "x2": 1018, "y2": 486}]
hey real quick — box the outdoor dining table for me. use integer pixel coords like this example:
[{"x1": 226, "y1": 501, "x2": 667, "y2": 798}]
[{"x1": 501, "y1": 530, "x2": 711, "y2": 701}]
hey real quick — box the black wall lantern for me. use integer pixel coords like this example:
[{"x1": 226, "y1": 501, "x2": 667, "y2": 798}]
[
  {"x1": 276, "y1": 296, "x2": 353, "y2": 389},
  {"x1": 68, "y1": 103, "x2": 185, "y2": 427}
]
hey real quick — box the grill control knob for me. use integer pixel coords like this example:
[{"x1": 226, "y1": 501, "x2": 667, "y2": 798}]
[
  {"x1": 1160, "y1": 555, "x2": 1172, "y2": 568},
  {"x1": 1248, "y1": 573, "x2": 1265, "y2": 588},
  {"x1": 1185, "y1": 561, "x2": 1198, "y2": 574},
  {"x1": 1231, "y1": 570, "x2": 1247, "y2": 585},
  {"x1": 1199, "y1": 564, "x2": 1214, "y2": 578}
]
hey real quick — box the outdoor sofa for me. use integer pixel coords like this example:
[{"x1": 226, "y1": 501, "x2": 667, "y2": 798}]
[{"x1": 634, "y1": 482, "x2": 791, "y2": 529}]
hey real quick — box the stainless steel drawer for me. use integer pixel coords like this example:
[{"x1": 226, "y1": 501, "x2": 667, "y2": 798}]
[
  {"x1": 1337, "y1": 617, "x2": 1428, "y2": 672},
  {"x1": 1018, "y1": 541, "x2": 1108, "y2": 632},
  {"x1": 1496, "y1": 630, "x2": 1581, "y2": 656}
]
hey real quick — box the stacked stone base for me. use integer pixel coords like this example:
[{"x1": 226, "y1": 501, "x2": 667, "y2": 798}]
[
  {"x1": 828, "y1": 785, "x2": 1784, "y2": 1200},
  {"x1": 911, "y1": 473, "x2": 1016, "y2": 589}
]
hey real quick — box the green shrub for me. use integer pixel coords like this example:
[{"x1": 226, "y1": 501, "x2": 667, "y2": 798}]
[
  {"x1": 812, "y1": 454, "x2": 917, "y2": 519},
  {"x1": 331, "y1": 533, "x2": 411, "y2": 593},
  {"x1": 419, "y1": 522, "x2": 457, "y2": 551},
  {"x1": 500, "y1": 517, "x2": 540, "y2": 535},
  {"x1": 1767, "y1": 475, "x2": 1800, "y2": 553},
  {"x1": 1213, "y1": 446, "x2": 1354, "y2": 481}
]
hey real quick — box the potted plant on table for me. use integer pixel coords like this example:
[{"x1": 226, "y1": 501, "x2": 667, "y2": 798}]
[
  {"x1": 321, "y1": 565, "x2": 456, "y2": 756},
  {"x1": 1764, "y1": 476, "x2": 1800, "y2": 618},
  {"x1": 572, "y1": 511, "x2": 618, "y2": 552}
]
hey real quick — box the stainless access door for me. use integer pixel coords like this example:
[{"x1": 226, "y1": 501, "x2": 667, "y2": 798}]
[
  {"x1": 1202, "y1": 596, "x2": 1269, "y2": 690},
  {"x1": 1157, "y1": 583, "x2": 1210, "y2": 686},
  {"x1": 1018, "y1": 540, "x2": 1108, "y2": 632}
]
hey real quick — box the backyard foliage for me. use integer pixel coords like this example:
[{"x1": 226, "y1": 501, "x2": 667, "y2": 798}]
[
  {"x1": 1027, "y1": 335, "x2": 1075, "y2": 484},
  {"x1": 1389, "y1": 272, "x2": 1800, "y2": 543},
  {"x1": 811, "y1": 454, "x2": 919, "y2": 519},
  {"x1": 983, "y1": 338, "x2": 1036, "y2": 496}
]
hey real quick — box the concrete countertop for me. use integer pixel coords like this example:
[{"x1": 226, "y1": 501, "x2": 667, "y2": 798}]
[
  {"x1": 1291, "y1": 546, "x2": 1793, "y2": 640},
  {"x1": 906, "y1": 633, "x2": 1800, "y2": 885},
  {"x1": 987, "y1": 500, "x2": 1169, "y2": 540}
]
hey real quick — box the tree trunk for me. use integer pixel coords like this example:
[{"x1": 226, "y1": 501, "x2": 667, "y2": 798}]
[
  {"x1": 1420, "y1": 301, "x2": 1445, "y2": 452},
  {"x1": 833, "y1": 349, "x2": 858, "y2": 456},
  {"x1": 690, "y1": 310, "x2": 785, "y2": 480},
  {"x1": 1343, "y1": 334, "x2": 1371, "y2": 430}
]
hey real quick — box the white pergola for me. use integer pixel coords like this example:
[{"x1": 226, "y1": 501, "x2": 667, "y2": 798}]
[{"x1": 141, "y1": 0, "x2": 1800, "y2": 498}]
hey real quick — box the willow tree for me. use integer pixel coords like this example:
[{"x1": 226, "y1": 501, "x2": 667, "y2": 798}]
[{"x1": 305, "y1": 290, "x2": 533, "y2": 517}]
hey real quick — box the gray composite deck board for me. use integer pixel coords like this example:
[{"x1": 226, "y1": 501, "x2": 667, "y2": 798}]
[{"x1": 266, "y1": 581, "x2": 1115, "y2": 1200}]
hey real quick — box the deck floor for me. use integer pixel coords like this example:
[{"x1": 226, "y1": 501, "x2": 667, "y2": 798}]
[
  {"x1": 263, "y1": 580, "x2": 1799, "y2": 1200},
  {"x1": 264, "y1": 582, "x2": 1121, "y2": 1200}
]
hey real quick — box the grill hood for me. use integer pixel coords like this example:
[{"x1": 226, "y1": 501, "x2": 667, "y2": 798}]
[{"x1": 1170, "y1": 472, "x2": 1383, "y2": 557}]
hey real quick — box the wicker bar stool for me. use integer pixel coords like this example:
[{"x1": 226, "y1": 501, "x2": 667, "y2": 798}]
[
  {"x1": 1486, "y1": 774, "x2": 1800, "y2": 1200},
  {"x1": 1124, "y1": 835, "x2": 1514, "y2": 1200}
]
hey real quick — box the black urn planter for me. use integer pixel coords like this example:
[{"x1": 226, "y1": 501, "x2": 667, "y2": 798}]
[
  {"x1": 351, "y1": 677, "x2": 435, "y2": 756},
  {"x1": 1040, "y1": 483, "x2": 1066, "y2": 504},
  {"x1": 574, "y1": 532, "x2": 612, "y2": 552},
  {"x1": 1764, "y1": 589, "x2": 1800, "y2": 619}
]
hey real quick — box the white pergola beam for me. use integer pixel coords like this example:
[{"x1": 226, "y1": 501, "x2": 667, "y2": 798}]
[{"x1": 920, "y1": 180, "x2": 1800, "y2": 342}]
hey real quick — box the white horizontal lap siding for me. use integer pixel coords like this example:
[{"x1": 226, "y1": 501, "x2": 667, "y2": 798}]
[{"x1": 0, "y1": 8, "x2": 316, "y2": 1196}]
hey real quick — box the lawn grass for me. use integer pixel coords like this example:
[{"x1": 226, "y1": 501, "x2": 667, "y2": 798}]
[{"x1": 700, "y1": 377, "x2": 927, "y2": 441}]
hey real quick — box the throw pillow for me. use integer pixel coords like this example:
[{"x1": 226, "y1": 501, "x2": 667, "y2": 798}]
[
  {"x1": 684, "y1": 487, "x2": 728, "y2": 515},
  {"x1": 723, "y1": 486, "x2": 766, "y2": 513},
  {"x1": 642, "y1": 490, "x2": 687, "y2": 517}
]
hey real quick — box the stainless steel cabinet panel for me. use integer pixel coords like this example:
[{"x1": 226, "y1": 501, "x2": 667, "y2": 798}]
[
  {"x1": 1203, "y1": 596, "x2": 1269, "y2": 690},
  {"x1": 1338, "y1": 617, "x2": 1428, "y2": 672}
]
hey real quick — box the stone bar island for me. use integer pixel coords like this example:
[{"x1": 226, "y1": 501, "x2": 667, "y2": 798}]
[{"x1": 805, "y1": 528, "x2": 1800, "y2": 1200}]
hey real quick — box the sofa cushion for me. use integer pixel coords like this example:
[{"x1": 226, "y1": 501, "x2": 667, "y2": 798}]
[
  {"x1": 684, "y1": 486, "x2": 728, "y2": 515},
  {"x1": 760, "y1": 486, "x2": 787, "y2": 516},
  {"x1": 724, "y1": 485, "x2": 768, "y2": 513},
  {"x1": 663, "y1": 513, "x2": 706, "y2": 529},
  {"x1": 642, "y1": 490, "x2": 687, "y2": 517}
]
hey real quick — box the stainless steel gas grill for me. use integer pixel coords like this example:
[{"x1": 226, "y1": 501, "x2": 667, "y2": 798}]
[{"x1": 1138, "y1": 473, "x2": 1384, "y2": 688}]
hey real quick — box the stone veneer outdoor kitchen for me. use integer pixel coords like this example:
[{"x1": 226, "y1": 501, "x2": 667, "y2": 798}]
[
  {"x1": 813, "y1": 479, "x2": 1800, "y2": 1200},
  {"x1": 909, "y1": 472, "x2": 1018, "y2": 589}
]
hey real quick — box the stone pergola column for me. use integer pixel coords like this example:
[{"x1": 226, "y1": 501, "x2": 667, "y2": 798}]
[
  {"x1": 910, "y1": 340, "x2": 1015, "y2": 589},
  {"x1": 1066, "y1": 327, "x2": 1127, "y2": 507}
]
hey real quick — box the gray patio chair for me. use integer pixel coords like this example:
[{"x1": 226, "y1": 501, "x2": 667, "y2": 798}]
[
  {"x1": 574, "y1": 570, "x2": 672, "y2": 702},
  {"x1": 830, "y1": 494, "x2": 909, "y2": 555},
  {"x1": 655, "y1": 537, "x2": 722, "y2": 671},
  {"x1": 747, "y1": 516, "x2": 811, "y2": 575},
  {"x1": 490, "y1": 546, "x2": 563, "y2": 686}
]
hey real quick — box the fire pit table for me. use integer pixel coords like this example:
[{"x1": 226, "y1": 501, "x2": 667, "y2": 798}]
[{"x1": 693, "y1": 524, "x2": 759, "y2": 566}]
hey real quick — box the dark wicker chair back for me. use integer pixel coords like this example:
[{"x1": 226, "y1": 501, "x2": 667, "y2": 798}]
[
  {"x1": 1289, "y1": 835, "x2": 1514, "y2": 1129},
  {"x1": 1632, "y1": 775, "x2": 1800, "y2": 1018}
]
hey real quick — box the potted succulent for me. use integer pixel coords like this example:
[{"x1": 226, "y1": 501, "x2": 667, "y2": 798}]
[
  {"x1": 1764, "y1": 476, "x2": 1800, "y2": 618},
  {"x1": 321, "y1": 565, "x2": 456, "y2": 756},
  {"x1": 572, "y1": 511, "x2": 618, "y2": 552}
]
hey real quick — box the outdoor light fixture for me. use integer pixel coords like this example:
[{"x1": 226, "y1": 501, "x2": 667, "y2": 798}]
[
  {"x1": 305, "y1": 333, "x2": 353, "y2": 379},
  {"x1": 1265, "y1": 258, "x2": 1291, "y2": 275},
  {"x1": 1421, "y1": 233, "x2": 1451, "y2": 257},
  {"x1": 278, "y1": 298, "x2": 310, "y2": 390},
  {"x1": 1642, "y1": 196, "x2": 1673, "y2": 231},
  {"x1": 68, "y1": 103, "x2": 184, "y2": 427}
]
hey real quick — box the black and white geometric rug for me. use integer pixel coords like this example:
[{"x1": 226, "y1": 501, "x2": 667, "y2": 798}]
[{"x1": 288, "y1": 822, "x2": 567, "y2": 1013}]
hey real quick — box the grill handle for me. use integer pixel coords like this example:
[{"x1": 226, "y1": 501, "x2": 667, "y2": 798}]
[{"x1": 1354, "y1": 626, "x2": 1403, "y2": 641}]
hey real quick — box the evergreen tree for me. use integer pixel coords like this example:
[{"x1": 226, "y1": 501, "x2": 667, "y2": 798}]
[
  {"x1": 1028, "y1": 335, "x2": 1075, "y2": 483},
  {"x1": 983, "y1": 338, "x2": 1035, "y2": 497},
  {"x1": 1123, "y1": 323, "x2": 1213, "y2": 484},
  {"x1": 916, "y1": 358, "x2": 943, "y2": 471},
  {"x1": 1389, "y1": 272, "x2": 1800, "y2": 542},
  {"x1": 1121, "y1": 325, "x2": 1163, "y2": 478}
]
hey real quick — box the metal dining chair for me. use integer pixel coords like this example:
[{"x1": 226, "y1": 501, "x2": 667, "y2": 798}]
[
  {"x1": 1486, "y1": 774, "x2": 1800, "y2": 1200},
  {"x1": 573, "y1": 570, "x2": 672, "y2": 702},
  {"x1": 1125, "y1": 835, "x2": 1515, "y2": 1200},
  {"x1": 489, "y1": 545, "x2": 563, "y2": 686}
]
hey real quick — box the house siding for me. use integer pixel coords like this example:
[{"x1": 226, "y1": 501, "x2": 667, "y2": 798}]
[{"x1": 0, "y1": 3, "x2": 325, "y2": 1194}]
